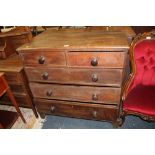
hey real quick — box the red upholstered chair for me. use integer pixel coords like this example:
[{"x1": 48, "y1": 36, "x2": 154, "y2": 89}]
[{"x1": 122, "y1": 32, "x2": 155, "y2": 122}]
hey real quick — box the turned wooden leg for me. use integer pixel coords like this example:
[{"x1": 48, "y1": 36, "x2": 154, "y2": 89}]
[
  {"x1": 29, "y1": 101, "x2": 38, "y2": 118},
  {"x1": 32, "y1": 108, "x2": 39, "y2": 118},
  {"x1": 117, "y1": 117, "x2": 124, "y2": 126},
  {"x1": 39, "y1": 112, "x2": 46, "y2": 119},
  {"x1": 112, "y1": 121, "x2": 119, "y2": 128},
  {"x1": 6, "y1": 88, "x2": 26, "y2": 123},
  {"x1": 112, "y1": 118, "x2": 124, "y2": 128}
]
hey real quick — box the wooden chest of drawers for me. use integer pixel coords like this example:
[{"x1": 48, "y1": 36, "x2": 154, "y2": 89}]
[
  {"x1": 0, "y1": 54, "x2": 38, "y2": 117},
  {"x1": 17, "y1": 27, "x2": 133, "y2": 127}
]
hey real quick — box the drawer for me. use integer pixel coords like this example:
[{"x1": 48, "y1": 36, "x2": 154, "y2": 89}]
[
  {"x1": 9, "y1": 84, "x2": 25, "y2": 94},
  {"x1": 0, "y1": 93, "x2": 31, "y2": 108},
  {"x1": 21, "y1": 51, "x2": 66, "y2": 67},
  {"x1": 30, "y1": 83, "x2": 121, "y2": 104},
  {"x1": 67, "y1": 51, "x2": 126, "y2": 68},
  {"x1": 4, "y1": 72, "x2": 23, "y2": 85},
  {"x1": 25, "y1": 67, "x2": 123, "y2": 87},
  {"x1": 35, "y1": 99, "x2": 118, "y2": 122}
]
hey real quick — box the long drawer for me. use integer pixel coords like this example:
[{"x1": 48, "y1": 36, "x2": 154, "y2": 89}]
[
  {"x1": 35, "y1": 99, "x2": 118, "y2": 122},
  {"x1": 67, "y1": 51, "x2": 126, "y2": 68},
  {"x1": 30, "y1": 83, "x2": 121, "y2": 104},
  {"x1": 25, "y1": 67, "x2": 123, "y2": 87},
  {"x1": 21, "y1": 51, "x2": 66, "y2": 67}
]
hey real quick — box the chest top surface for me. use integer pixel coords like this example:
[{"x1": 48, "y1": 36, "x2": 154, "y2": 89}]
[
  {"x1": 17, "y1": 28, "x2": 130, "y2": 52},
  {"x1": 0, "y1": 54, "x2": 23, "y2": 72}
]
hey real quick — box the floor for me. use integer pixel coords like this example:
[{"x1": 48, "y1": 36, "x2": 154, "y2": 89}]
[
  {"x1": 0, "y1": 105, "x2": 155, "y2": 129},
  {"x1": 0, "y1": 105, "x2": 37, "y2": 129},
  {"x1": 41, "y1": 115, "x2": 155, "y2": 129}
]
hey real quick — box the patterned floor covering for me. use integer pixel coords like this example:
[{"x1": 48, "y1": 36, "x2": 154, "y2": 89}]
[
  {"x1": 0, "y1": 105, "x2": 155, "y2": 129},
  {"x1": 42, "y1": 115, "x2": 155, "y2": 129},
  {"x1": 0, "y1": 105, "x2": 37, "y2": 129}
]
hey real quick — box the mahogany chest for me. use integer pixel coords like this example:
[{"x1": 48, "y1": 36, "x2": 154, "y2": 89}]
[{"x1": 17, "y1": 27, "x2": 132, "y2": 126}]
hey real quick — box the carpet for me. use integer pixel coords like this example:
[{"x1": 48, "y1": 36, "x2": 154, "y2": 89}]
[
  {"x1": 0, "y1": 105, "x2": 37, "y2": 129},
  {"x1": 42, "y1": 115, "x2": 155, "y2": 129}
]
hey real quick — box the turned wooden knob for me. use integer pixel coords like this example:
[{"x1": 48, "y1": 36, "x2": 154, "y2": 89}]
[
  {"x1": 92, "y1": 94, "x2": 98, "y2": 101},
  {"x1": 91, "y1": 58, "x2": 98, "y2": 66},
  {"x1": 50, "y1": 106, "x2": 55, "y2": 113},
  {"x1": 42, "y1": 72, "x2": 48, "y2": 80},
  {"x1": 46, "y1": 90, "x2": 52, "y2": 96},
  {"x1": 38, "y1": 56, "x2": 45, "y2": 64},
  {"x1": 92, "y1": 111, "x2": 97, "y2": 118},
  {"x1": 92, "y1": 74, "x2": 98, "y2": 82}
]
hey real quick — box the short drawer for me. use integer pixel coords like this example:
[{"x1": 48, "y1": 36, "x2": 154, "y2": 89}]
[
  {"x1": 21, "y1": 51, "x2": 66, "y2": 67},
  {"x1": 35, "y1": 99, "x2": 118, "y2": 122},
  {"x1": 25, "y1": 67, "x2": 123, "y2": 87},
  {"x1": 67, "y1": 51, "x2": 126, "y2": 68},
  {"x1": 30, "y1": 83, "x2": 121, "y2": 104}
]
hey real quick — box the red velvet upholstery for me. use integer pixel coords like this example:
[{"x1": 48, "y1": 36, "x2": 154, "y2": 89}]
[{"x1": 124, "y1": 39, "x2": 155, "y2": 116}]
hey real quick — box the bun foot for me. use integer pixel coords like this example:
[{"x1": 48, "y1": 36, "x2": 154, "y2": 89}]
[
  {"x1": 39, "y1": 112, "x2": 46, "y2": 119},
  {"x1": 112, "y1": 117, "x2": 124, "y2": 128}
]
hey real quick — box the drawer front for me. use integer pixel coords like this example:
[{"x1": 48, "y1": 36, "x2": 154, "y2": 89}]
[
  {"x1": 67, "y1": 52, "x2": 126, "y2": 68},
  {"x1": 0, "y1": 93, "x2": 31, "y2": 108},
  {"x1": 21, "y1": 51, "x2": 66, "y2": 67},
  {"x1": 30, "y1": 83, "x2": 121, "y2": 104},
  {"x1": 25, "y1": 67, "x2": 123, "y2": 87},
  {"x1": 9, "y1": 84, "x2": 25, "y2": 94},
  {"x1": 35, "y1": 99, "x2": 118, "y2": 122},
  {"x1": 4, "y1": 72, "x2": 23, "y2": 85}
]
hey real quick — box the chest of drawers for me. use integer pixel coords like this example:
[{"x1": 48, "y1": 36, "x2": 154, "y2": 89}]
[
  {"x1": 0, "y1": 54, "x2": 38, "y2": 117},
  {"x1": 17, "y1": 27, "x2": 133, "y2": 127}
]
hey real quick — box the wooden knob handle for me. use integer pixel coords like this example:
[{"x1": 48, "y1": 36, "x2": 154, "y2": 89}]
[
  {"x1": 50, "y1": 106, "x2": 55, "y2": 113},
  {"x1": 91, "y1": 58, "x2": 98, "y2": 66},
  {"x1": 92, "y1": 111, "x2": 97, "y2": 118},
  {"x1": 42, "y1": 72, "x2": 48, "y2": 80},
  {"x1": 38, "y1": 56, "x2": 45, "y2": 64},
  {"x1": 92, "y1": 94, "x2": 98, "y2": 101},
  {"x1": 92, "y1": 74, "x2": 98, "y2": 82},
  {"x1": 46, "y1": 90, "x2": 52, "y2": 96}
]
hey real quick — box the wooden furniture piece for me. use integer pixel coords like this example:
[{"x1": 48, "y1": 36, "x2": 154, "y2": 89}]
[
  {"x1": 132, "y1": 26, "x2": 155, "y2": 35},
  {"x1": 86, "y1": 26, "x2": 135, "y2": 43},
  {"x1": 121, "y1": 32, "x2": 155, "y2": 122},
  {"x1": 0, "y1": 26, "x2": 32, "y2": 59},
  {"x1": 0, "y1": 36, "x2": 15, "y2": 59},
  {"x1": 0, "y1": 54, "x2": 38, "y2": 118},
  {"x1": 17, "y1": 27, "x2": 132, "y2": 127},
  {"x1": 30, "y1": 26, "x2": 62, "y2": 36},
  {"x1": 0, "y1": 72, "x2": 26, "y2": 124}
]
